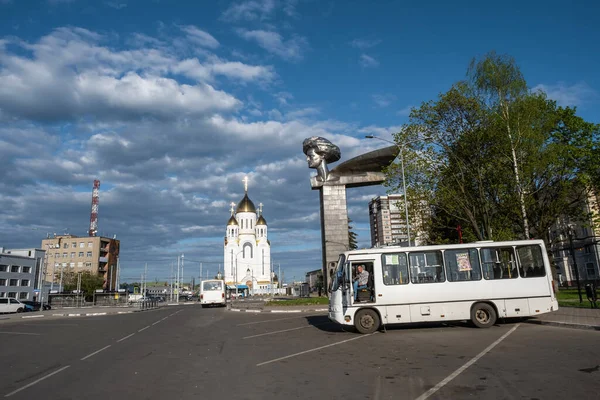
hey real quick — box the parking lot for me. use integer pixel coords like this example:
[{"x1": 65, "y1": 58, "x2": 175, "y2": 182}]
[{"x1": 0, "y1": 306, "x2": 599, "y2": 399}]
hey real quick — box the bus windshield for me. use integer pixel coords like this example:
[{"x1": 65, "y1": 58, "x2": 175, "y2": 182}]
[
  {"x1": 331, "y1": 254, "x2": 346, "y2": 292},
  {"x1": 203, "y1": 281, "x2": 223, "y2": 291}
]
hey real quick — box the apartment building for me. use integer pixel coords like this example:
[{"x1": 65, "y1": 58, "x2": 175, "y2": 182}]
[
  {"x1": 0, "y1": 248, "x2": 45, "y2": 300},
  {"x1": 41, "y1": 234, "x2": 120, "y2": 291},
  {"x1": 550, "y1": 190, "x2": 600, "y2": 286},
  {"x1": 369, "y1": 195, "x2": 410, "y2": 247}
]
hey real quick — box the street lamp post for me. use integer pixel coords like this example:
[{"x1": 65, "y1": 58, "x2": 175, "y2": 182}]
[{"x1": 365, "y1": 135, "x2": 428, "y2": 246}]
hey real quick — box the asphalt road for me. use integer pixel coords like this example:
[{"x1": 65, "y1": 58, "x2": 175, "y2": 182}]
[{"x1": 0, "y1": 306, "x2": 599, "y2": 399}]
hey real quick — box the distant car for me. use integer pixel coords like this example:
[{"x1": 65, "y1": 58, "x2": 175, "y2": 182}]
[
  {"x1": 21, "y1": 301, "x2": 51, "y2": 311},
  {"x1": 0, "y1": 298, "x2": 26, "y2": 313}
]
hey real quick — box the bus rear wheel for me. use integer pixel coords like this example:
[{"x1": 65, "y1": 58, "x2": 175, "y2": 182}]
[
  {"x1": 354, "y1": 309, "x2": 380, "y2": 334},
  {"x1": 471, "y1": 303, "x2": 496, "y2": 328}
]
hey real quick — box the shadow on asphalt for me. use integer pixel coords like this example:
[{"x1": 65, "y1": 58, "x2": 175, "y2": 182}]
[{"x1": 304, "y1": 314, "x2": 522, "y2": 334}]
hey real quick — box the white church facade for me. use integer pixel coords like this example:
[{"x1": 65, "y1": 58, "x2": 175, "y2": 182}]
[{"x1": 223, "y1": 178, "x2": 273, "y2": 295}]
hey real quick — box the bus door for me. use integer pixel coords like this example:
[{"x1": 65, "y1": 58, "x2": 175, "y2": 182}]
[{"x1": 349, "y1": 260, "x2": 375, "y2": 304}]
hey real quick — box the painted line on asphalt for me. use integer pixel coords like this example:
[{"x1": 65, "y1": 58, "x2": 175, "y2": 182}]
[
  {"x1": 237, "y1": 314, "x2": 323, "y2": 326},
  {"x1": 244, "y1": 325, "x2": 312, "y2": 339},
  {"x1": 414, "y1": 324, "x2": 520, "y2": 400},
  {"x1": 152, "y1": 320, "x2": 161, "y2": 326},
  {"x1": 4, "y1": 365, "x2": 71, "y2": 398},
  {"x1": 22, "y1": 315, "x2": 45, "y2": 319},
  {"x1": 117, "y1": 333, "x2": 136, "y2": 343},
  {"x1": 257, "y1": 332, "x2": 376, "y2": 367},
  {"x1": 138, "y1": 325, "x2": 150, "y2": 332},
  {"x1": 0, "y1": 331, "x2": 41, "y2": 336},
  {"x1": 81, "y1": 345, "x2": 111, "y2": 361}
]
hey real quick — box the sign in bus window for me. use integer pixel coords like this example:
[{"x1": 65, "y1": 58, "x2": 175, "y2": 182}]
[
  {"x1": 408, "y1": 251, "x2": 445, "y2": 283},
  {"x1": 381, "y1": 253, "x2": 409, "y2": 285},
  {"x1": 445, "y1": 248, "x2": 482, "y2": 282},
  {"x1": 481, "y1": 247, "x2": 518, "y2": 280},
  {"x1": 517, "y1": 245, "x2": 546, "y2": 278}
]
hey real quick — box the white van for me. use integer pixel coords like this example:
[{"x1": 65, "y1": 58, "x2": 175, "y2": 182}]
[
  {"x1": 0, "y1": 298, "x2": 26, "y2": 313},
  {"x1": 200, "y1": 280, "x2": 226, "y2": 308}
]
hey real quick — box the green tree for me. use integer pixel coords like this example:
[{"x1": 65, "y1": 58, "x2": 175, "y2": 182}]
[
  {"x1": 385, "y1": 52, "x2": 598, "y2": 247},
  {"x1": 62, "y1": 271, "x2": 105, "y2": 295}
]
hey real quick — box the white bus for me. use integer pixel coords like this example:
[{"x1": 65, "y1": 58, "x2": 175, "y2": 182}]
[
  {"x1": 329, "y1": 240, "x2": 558, "y2": 333},
  {"x1": 200, "y1": 280, "x2": 226, "y2": 307}
]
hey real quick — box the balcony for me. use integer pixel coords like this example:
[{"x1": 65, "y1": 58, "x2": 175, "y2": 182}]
[{"x1": 99, "y1": 256, "x2": 108, "y2": 263}]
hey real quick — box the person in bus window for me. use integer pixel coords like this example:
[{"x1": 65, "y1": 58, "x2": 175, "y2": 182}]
[{"x1": 353, "y1": 265, "x2": 369, "y2": 300}]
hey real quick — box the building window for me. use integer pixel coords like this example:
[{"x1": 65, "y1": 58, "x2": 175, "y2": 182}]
[
  {"x1": 19, "y1": 292, "x2": 28, "y2": 300},
  {"x1": 79, "y1": 252, "x2": 84, "y2": 257},
  {"x1": 87, "y1": 252, "x2": 92, "y2": 257},
  {"x1": 0, "y1": 278, "x2": 6, "y2": 286},
  {"x1": 0, "y1": 265, "x2": 7, "y2": 272},
  {"x1": 22, "y1": 266, "x2": 31, "y2": 273},
  {"x1": 0, "y1": 292, "x2": 5, "y2": 297},
  {"x1": 63, "y1": 243, "x2": 68, "y2": 249},
  {"x1": 80, "y1": 242, "x2": 85, "y2": 248},
  {"x1": 62, "y1": 263, "x2": 67, "y2": 268},
  {"x1": 72, "y1": 242, "x2": 76, "y2": 248},
  {"x1": 11, "y1": 265, "x2": 19, "y2": 273},
  {"x1": 78, "y1": 262, "x2": 83, "y2": 268},
  {"x1": 88, "y1": 242, "x2": 93, "y2": 247},
  {"x1": 21, "y1": 279, "x2": 29, "y2": 287},
  {"x1": 85, "y1": 262, "x2": 92, "y2": 268},
  {"x1": 587, "y1": 263, "x2": 596, "y2": 278},
  {"x1": 63, "y1": 253, "x2": 67, "y2": 258},
  {"x1": 8, "y1": 292, "x2": 17, "y2": 298},
  {"x1": 9, "y1": 279, "x2": 18, "y2": 286},
  {"x1": 585, "y1": 245, "x2": 591, "y2": 254},
  {"x1": 70, "y1": 263, "x2": 75, "y2": 268},
  {"x1": 70, "y1": 252, "x2": 75, "y2": 258}
]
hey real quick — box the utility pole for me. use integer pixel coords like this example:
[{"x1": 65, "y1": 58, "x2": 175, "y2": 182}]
[
  {"x1": 200, "y1": 262, "x2": 203, "y2": 283},
  {"x1": 278, "y1": 263, "x2": 281, "y2": 289},
  {"x1": 181, "y1": 254, "x2": 185, "y2": 294},
  {"x1": 176, "y1": 256, "x2": 180, "y2": 304},
  {"x1": 568, "y1": 227, "x2": 583, "y2": 303}
]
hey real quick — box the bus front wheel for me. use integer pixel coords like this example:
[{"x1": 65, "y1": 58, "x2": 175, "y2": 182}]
[
  {"x1": 471, "y1": 303, "x2": 496, "y2": 328},
  {"x1": 354, "y1": 309, "x2": 380, "y2": 334}
]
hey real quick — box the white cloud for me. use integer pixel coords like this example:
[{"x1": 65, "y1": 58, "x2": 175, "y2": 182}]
[
  {"x1": 372, "y1": 94, "x2": 396, "y2": 108},
  {"x1": 350, "y1": 38, "x2": 381, "y2": 49},
  {"x1": 221, "y1": 0, "x2": 277, "y2": 22},
  {"x1": 532, "y1": 81, "x2": 596, "y2": 107},
  {"x1": 359, "y1": 54, "x2": 379, "y2": 68},
  {"x1": 179, "y1": 25, "x2": 220, "y2": 49},
  {"x1": 237, "y1": 29, "x2": 308, "y2": 61},
  {"x1": 396, "y1": 105, "x2": 413, "y2": 117},
  {"x1": 105, "y1": 1, "x2": 127, "y2": 9}
]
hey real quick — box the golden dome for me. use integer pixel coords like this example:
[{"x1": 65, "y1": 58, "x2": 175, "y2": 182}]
[
  {"x1": 236, "y1": 193, "x2": 256, "y2": 213},
  {"x1": 227, "y1": 215, "x2": 238, "y2": 226},
  {"x1": 256, "y1": 215, "x2": 267, "y2": 226}
]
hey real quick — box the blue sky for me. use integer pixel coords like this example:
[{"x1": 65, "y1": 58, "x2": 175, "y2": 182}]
[{"x1": 1, "y1": 0, "x2": 598, "y2": 283}]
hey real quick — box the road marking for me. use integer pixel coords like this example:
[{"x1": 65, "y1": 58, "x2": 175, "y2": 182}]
[
  {"x1": 152, "y1": 321, "x2": 160, "y2": 325},
  {"x1": 237, "y1": 314, "x2": 323, "y2": 326},
  {"x1": 80, "y1": 345, "x2": 111, "y2": 361},
  {"x1": 4, "y1": 365, "x2": 71, "y2": 398},
  {"x1": 0, "y1": 331, "x2": 41, "y2": 336},
  {"x1": 22, "y1": 315, "x2": 44, "y2": 319},
  {"x1": 414, "y1": 324, "x2": 520, "y2": 400},
  {"x1": 117, "y1": 333, "x2": 135, "y2": 342},
  {"x1": 243, "y1": 321, "x2": 332, "y2": 339},
  {"x1": 257, "y1": 332, "x2": 376, "y2": 367},
  {"x1": 138, "y1": 325, "x2": 150, "y2": 332}
]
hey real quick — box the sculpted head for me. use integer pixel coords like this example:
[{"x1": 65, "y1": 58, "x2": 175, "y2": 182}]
[{"x1": 302, "y1": 136, "x2": 341, "y2": 181}]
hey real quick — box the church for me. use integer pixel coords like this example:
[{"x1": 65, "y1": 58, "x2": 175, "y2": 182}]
[{"x1": 223, "y1": 177, "x2": 273, "y2": 295}]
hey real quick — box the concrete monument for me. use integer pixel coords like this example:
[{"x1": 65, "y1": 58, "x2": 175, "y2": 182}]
[{"x1": 303, "y1": 136, "x2": 399, "y2": 291}]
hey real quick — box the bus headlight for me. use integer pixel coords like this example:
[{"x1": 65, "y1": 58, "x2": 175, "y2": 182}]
[{"x1": 344, "y1": 316, "x2": 351, "y2": 322}]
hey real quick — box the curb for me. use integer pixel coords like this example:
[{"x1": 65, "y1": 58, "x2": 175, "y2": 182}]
[
  {"x1": 229, "y1": 308, "x2": 328, "y2": 313},
  {"x1": 524, "y1": 319, "x2": 600, "y2": 331}
]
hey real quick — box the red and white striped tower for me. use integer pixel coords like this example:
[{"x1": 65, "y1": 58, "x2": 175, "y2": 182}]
[{"x1": 88, "y1": 179, "x2": 100, "y2": 237}]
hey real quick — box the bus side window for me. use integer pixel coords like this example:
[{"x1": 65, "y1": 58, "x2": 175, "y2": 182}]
[{"x1": 517, "y1": 245, "x2": 546, "y2": 278}]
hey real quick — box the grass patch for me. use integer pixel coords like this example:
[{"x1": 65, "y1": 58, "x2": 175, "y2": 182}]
[
  {"x1": 557, "y1": 288, "x2": 597, "y2": 308},
  {"x1": 264, "y1": 297, "x2": 329, "y2": 306}
]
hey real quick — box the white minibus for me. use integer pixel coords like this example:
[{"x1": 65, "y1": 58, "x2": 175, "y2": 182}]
[
  {"x1": 329, "y1": 240, "x2": 558, "y2": 333},
  {"x1": 200, "y1": 280, "x2": 226, "y2": 307}
]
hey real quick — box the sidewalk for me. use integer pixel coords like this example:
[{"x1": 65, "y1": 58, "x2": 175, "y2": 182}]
[{"x1": 524, "y1": 307, "x2": 600, "y2": 331}]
